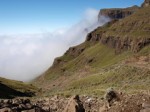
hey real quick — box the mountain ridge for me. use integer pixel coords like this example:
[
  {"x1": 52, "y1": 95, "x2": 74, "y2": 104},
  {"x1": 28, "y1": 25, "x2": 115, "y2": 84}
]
[{"x1": 34, "y1": 1, "x2": 150, "y2": 96}]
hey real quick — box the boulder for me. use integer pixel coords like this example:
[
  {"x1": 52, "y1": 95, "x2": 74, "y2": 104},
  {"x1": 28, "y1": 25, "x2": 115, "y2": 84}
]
[
  {"x1": 140, "y1": 108, "x2": 150, "y2": 112},
  {"x1": 63, "y1": 95, "x2": 85, "y2": 112},
  {"x1": 142, "y1": 103, "x2": 150, "y2": 109},
  {"x1": 104, "y1": 88, "x2": 120, "y2": 107},
  {"x1": 0, "y1": 107, "x2": 11, "y2": 112},
  {"x1": 99, "y1": 105, "x2": 108, "y2": 112},
  {"x1": 25, "y1": 103, "x2": 33, "y2": 109}
]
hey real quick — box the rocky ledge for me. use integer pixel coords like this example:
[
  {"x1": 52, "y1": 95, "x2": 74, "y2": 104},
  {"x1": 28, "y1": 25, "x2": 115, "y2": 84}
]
[{"x1": 98, "y1": 5, "x2": 139, "y2": 20}]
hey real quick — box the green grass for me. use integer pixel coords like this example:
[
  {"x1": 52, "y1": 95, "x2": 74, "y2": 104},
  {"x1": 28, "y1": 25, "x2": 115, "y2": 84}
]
[
  {"x1": 95, "y1": 7, "x2": 150, "y2": 40},
  {"x1": 105, "y1": 6, "x2": 150, "y2": 39},
  {"x1": 138, "y1": 45, "x2": 150, "y2": 55},
  {"x1": 38, "y1": 45, "x2": 150, "y2": 96},
  {"x1": 55, "y1": 41, "x2": 92, "y2": 64},
  {"x1": 63, "y1": 43, "x2": 132, "y2": 72},
  {"x1": 0, "y1": 77, "x2": 38, "y2": 98},
  {"x1": 64, "y1": 65, "x2": 150, "y2": 95},
  {"x1": 34, "y1": 6, "x2": 150, "y2": 96}
]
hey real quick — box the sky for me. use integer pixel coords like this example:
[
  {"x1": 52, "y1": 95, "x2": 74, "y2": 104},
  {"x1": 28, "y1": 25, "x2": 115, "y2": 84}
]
[
  {"x1": 0, "y1": 0, "x2": 143, "y2": 35},
  {"x1": 0, "y1": 0, "x2": 144, "y2": 81}
]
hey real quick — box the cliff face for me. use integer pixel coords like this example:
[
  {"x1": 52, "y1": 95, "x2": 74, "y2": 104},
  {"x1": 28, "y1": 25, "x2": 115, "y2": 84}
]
[
  {"x1": 142, "y1": 0, "x2": 150, "y2": 7},
  {"x1": 88, "y1": 6, "x2": 150, "y2": 53},
  {"x1": 98, "y1": 6, "x2": 139, "y2": 20}
]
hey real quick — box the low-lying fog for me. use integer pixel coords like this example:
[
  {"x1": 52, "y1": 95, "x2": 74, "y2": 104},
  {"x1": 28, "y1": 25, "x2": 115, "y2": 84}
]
[{"x1": 0, "y1": 8, "x2": 110, "y2": 81}]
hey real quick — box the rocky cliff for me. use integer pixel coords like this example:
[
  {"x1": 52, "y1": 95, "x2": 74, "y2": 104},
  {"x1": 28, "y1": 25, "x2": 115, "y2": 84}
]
[
  {"x1": 52, "y1": 6, "x2": 150, "y2": 68},
  {"x1": 98, "y1": 5, "x2": 139, "y2": 20},
  {"x1": 88, "y1": 6, "x2": 150, "y2": 53},
  {"x1": 142, "y1": 0, "x2": 150, "y2": 7}
]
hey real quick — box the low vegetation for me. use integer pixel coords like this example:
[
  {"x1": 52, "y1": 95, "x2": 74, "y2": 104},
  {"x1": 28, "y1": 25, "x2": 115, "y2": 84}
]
[
  {"x1": 0, "y1": 77, "x2": 38, "y2": 98},
  {"x1": 34, "y1": 6, "x2": 150, "y2": 97}
]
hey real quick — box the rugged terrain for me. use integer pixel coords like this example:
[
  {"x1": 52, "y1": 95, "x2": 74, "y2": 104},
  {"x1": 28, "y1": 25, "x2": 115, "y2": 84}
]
[
  {"x1": 1, "y1": 91, "x2": 150, "y2": 112},
  {"x1": 0, "y1": 0, "x2": 150, "y2": 112},
  {"x1": 34, "y1": 1, "x2": 150, "y2": 97},
  {"x1": 99, "y1": 5, "x2": 139, "y2": 20}
]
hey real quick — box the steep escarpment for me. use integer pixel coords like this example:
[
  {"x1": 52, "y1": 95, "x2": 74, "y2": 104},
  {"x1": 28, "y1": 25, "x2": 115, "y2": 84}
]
[
  {"x1": 98, "y1": 5, "x2": 139, "y2": 20},
  {"x1": 88, "y1": 6, "x2": 150, "y2": 53},
  {"x1": 51, "y1": 6, "x2": 150, "y2": 70},
  {"x1": 34, "y1": 2, "x2": 150, "y2": 96}
]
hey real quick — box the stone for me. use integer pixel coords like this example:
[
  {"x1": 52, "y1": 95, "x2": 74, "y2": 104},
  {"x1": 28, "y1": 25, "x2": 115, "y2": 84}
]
[
  {"x1": 0, "y1": 107, "x2": 11, "y2": 112},
  {"x1": 99, "y1": 105, "x2": 108, "y2": 112},
  {"x1": 63, "y1": 95, "x2": 85, "y2": 112},
  {"x1": 18, "y1": 104, "x2": 26, "y2": 110},
  {"x1": 23, "y1": 99, "x2": 31, "y2": 104},
  {"x1": 140, "y1": 108, "x2": 150, "y2": 112},
  {"x1": 21, "y1": 109, "x2": 36, "y2": 112},
  {"x1": 25, "y1": 103, "x2": 33, "y2": 109},
  {"x1": 104, "y1": 88, "x2": 120, "y2": 107},
  {"x1": 142, "y1": 102, "x2": 150, "y2": 108}
]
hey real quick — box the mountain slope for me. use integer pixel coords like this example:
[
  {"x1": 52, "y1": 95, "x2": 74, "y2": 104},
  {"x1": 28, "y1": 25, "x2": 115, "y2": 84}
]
[
  {"x1": 0, "y1": 77, "x2": 38, "y2": 98},
  {"x1": 34, "y1": 5, "x2": 150, "y2": 96}
]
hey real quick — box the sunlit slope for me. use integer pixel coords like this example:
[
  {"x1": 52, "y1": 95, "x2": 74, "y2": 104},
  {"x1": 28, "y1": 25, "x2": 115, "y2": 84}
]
[{"x1": 34, "y1": 6, "x2": 150, "y2": 96}]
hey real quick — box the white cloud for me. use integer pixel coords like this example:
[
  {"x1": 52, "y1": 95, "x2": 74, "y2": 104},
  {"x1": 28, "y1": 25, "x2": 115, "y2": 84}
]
[{"x1": 0, "y1": 8, "x2": 110, "y2": 81}]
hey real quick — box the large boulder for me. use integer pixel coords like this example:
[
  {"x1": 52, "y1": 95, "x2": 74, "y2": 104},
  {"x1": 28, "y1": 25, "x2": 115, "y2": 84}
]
[
  {"x1": 104, "y1": 88, "x2": 120, "y2": 107},
  {"x1": 63, "y1": 95, "x2": 85, "y2": 112},
  {"x1": 140, "y1": 103, "x2": 150, "y2": 112}
]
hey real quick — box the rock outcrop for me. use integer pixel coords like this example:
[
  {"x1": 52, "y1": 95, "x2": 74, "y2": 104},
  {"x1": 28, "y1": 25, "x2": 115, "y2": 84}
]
[
  {"x1": 63, "y1": 95, "x2": 85, "y2": 112},
  {"x1": 87, "y1": 6, "x2": 150, "y2": 53},
  {"x1": 142, "y1": 0, "x2": 150, "y2": 7},
  {"x1": 86, "y1": 29, "x2": 150, "y2": 53},
  {"x1": 0, "y1": 99, "x2": 42, "y2": 112},
  {"x1": 104, "y1": 88, "x2": 120, "y2": 107},
  {"x1": 99, "y1": 5, "x2": 139, "y2": 20}
]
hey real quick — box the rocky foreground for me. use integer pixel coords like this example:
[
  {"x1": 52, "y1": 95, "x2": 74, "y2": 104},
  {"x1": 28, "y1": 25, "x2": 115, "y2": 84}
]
[{"x1": 1, "y1": 89, "x2": 150, "y2": 112}]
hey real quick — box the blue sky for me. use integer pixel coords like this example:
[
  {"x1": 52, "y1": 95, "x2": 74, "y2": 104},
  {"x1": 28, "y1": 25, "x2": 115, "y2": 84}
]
[{"x1": 0, "y1": 0, "x2": 143, "y2": 35}]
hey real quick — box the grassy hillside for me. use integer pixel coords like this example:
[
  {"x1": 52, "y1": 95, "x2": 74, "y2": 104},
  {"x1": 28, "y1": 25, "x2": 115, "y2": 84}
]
[
  {"x1": 34, "y1": 6, "x2": 150, "y2": 96},
  {"x1": 0, "y1": 77, "x2": 38, "y2": 98},
  {"x1": 105, "y1": 6, "x2": 150, "y2": 38}
]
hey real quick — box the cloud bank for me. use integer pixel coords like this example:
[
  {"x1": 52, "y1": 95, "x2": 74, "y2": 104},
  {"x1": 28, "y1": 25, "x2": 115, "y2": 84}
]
[{"x1": 0, "y1": 8, "x2": 110, "y2": 81}]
